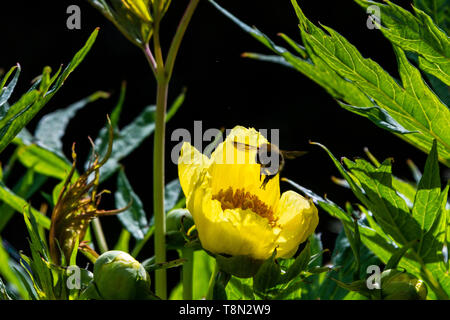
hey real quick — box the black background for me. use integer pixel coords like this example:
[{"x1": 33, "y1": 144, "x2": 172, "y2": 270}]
[{"x1": 0, "y1": 0, "x2": 441, "y2": 293}]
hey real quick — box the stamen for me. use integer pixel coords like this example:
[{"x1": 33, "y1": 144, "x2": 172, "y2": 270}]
[{"x1": 212, "y1": 187, "x2": 277, "y2": 226}]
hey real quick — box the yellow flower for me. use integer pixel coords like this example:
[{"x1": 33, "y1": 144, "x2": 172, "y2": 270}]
[{"x1": 178, "y1": 126, "x2": 319, "y2": 262}]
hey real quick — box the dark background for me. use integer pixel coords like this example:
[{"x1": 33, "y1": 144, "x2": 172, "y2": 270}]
[{"x1": 0, "y1": 0, "x2": 438, "y2": 292}]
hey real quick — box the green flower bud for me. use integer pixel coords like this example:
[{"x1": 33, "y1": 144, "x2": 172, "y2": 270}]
[
  {"x1": 166, "y1": 209, "x2": 194, "y2": 233},
  {"x1": 381, "y1": 269, "x2": 427, "y2": 300},
  {"x1": 93, "y1": 250, "x2": 153, "y2": 300},
  {"x1": 166, "y1": 209, "x2": 195, "y2": 249}
]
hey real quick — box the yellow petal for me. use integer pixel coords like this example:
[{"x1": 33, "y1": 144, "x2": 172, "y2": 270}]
[
  {"x1": 275, "y1": 191, "x2": 319, "y2": 258},
  {"x1": 187, "y1": 180, "x2": 278, "y2": 261},
  {"x1": 209, "y1": 126, "x2": 280, "y2": 208},
  {"x1": 178, "y1": 142, "x2": 210, "y2": 198}
]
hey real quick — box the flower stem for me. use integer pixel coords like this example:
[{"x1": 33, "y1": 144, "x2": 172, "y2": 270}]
[
  {"x1": 165, "y1": 0, "x2": 200, "y2": 80},
  {"x1": 153, "y1": 78, "x2": 169, "y2": 300},
  {"x1": 145, "y1": 0, "x2": 200, "y2": 300},
  {"x1": 181, "y1": 248, "x2": 194, "y2": 300},
  {"x1": 92, "y1": 218, "x2": 108, "y2": 254},
  {"x1": 144, "y1": 43, "x2": 157, "y2": 77},
  {"x1": 131, "y1": 225, "x2": 155, "y2": 258},
  {"x1": 206, "y1": 260, "x2": 219, "y2": 300}
]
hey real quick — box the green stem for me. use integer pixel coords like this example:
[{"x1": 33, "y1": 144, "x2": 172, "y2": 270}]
[
  {"x1": 165, "y1": 0, "x2": 201, "y2": 80},
  {"x1": 145, "y1": 0, "x2": 200, "y2": 300},
  {"x1": 206, "y1": 260, "x2": 219, "y2": 300},
  {"x1": 131, "y1": 225, "x2": 155, "y2": 258},
  {"x1": 2, "y1": 147, "x2": 19, "y2": 183},
  {"x1": 92, "y1": 218, "x2": 108, "y2": 254},
  {"x1": 153, "y1": 78, "x2": 169, "y2": 300},
  {"x1": 182, "y1": 248, "x2": 194, "y2": 300}
]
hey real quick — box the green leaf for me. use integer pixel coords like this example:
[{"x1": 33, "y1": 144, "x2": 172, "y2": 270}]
[
  {"x1": 115, "y1": 168, "x2": 149, "y2": 240},
  {"x1": 253, "y1": 251, "x2": 280, "y2": 295},
  {"x1": 23, "y1": 207, "x2": 54, "y2": 298},
  {"x1": 343, "y1": 158, "x2": 421, "y2": 246},
  {"x1": 143, "y1": 258, "x2": 186, "y2": 273},
  {"x1": 169, "y1": 250, "x2": 214, "y2": 300},
  {"x1": 313, "y1": 144, "x2": 450, "y2": 298},
  {"x1": 91, "y1": 89, "x2": 184, "y2": 183},
  {"x1": 0, "y1": 239, "x2": 28, "y2": 299},
  {"x1": 69, "y1": 236, "x2": 80, "y2": 267},
  {"x1": 0, "y1": 182, "x2": 50, "y2": 229},
  {"x1": 412, "y1": 140, "x2": 445, "y2": 259},
  {"x1": 225, "y1": 277, "x2": 254, "y2": 300},
  {"x1": 413, "y1": 0, "x2": 450, "y2": 32},
  {"x1": 210, "y1": 0, "x2": 450, "y2": 166},
  {"x1": 0, "y1": 168, "x2": 47, "y2": 233},
  {"x1": 319, "y1": 230, "x2": 381, "y2": 300},
  {"x1": 93, "y1": 105, "x2": 156, "y2": 182},
  {"x1": 113, "y1": 229, "x2": 131, "y2": 252},
  {"x1": 0, "y1": 277, "x2": 12, "y2": 300},
  {"x1": 34, "y1": 91, "x2": 110, "y2": 157},
  {"x1": 0, "y1": 64, "x2": 20, "y2": 109},
  {"x1": 110, "y1": 82, "x2": 127, "y2": 129},
  {"x1": 282, "y1": 242, "x2": 311, "y2": 283},
  {"x1": 212, "y1": 271, "x2": 231, "y2": 300},
  {"x1": 385, "y1": 240, "x2": 418, "y2": 270},
  {"x1": 14, "y1": 143, "x2": 75, "y2": 181},
  {"x1": 282, "y1": 177, "x2": 420, "y2": 278},
  {"x1": 0, "y1": 29, "x2": 98, "y2": 155},
  {"x1": 342, "y1": 211, "x2": 361, "y2": 280},
  {"x1": 164, "y1": 179, "x2": 183, "y2": 213},
  {"x1": 296, "y1": 8, "x2": 450, "y2": 166},
  {"x1": 356, "y1": 0, "x2": 450, "y2": 86}
]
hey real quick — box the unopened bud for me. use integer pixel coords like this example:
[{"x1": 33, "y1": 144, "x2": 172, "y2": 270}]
[
  {"x1": 381, "y1": 269, "x2": 427, "y2": 300},
  {"x1": 93, "y1": 250, "x2": 153, "y2": 299}
]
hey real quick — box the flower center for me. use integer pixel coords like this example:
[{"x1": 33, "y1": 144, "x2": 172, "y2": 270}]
[{"x1": 212, "y1": 187, "x2": 277, "y2": 226}]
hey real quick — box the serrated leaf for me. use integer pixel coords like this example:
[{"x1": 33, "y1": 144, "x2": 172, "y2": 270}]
[
  {"x1": 210, "y1": 0, "x2": 450, "y2": 166},
  {"x1": 343, "y1": 158, "x2": 421, "y2": 246},
  {"x1": 356, "y1": 0, "x2": 450, "y2": 86},
  {"x1": 282, "y1": 178, "x2": 420, "y2": 280},
  {"x1": 298, "y1": 10, "x2": 450, "y2": 165},
  {"x1": 413, "y1": 0, "x2": 450, "y2": 33},
  {"x1": 412, "y1": 140, "x2": 445, "y2": 259}
]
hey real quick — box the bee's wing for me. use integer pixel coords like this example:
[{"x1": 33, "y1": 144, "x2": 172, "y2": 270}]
[
  {"x1": 232, "y1": 141, "x2": 258, "y2": 151},
  {"x1": 282, "y1": 150, "x2": 308, "y2": 159}
]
